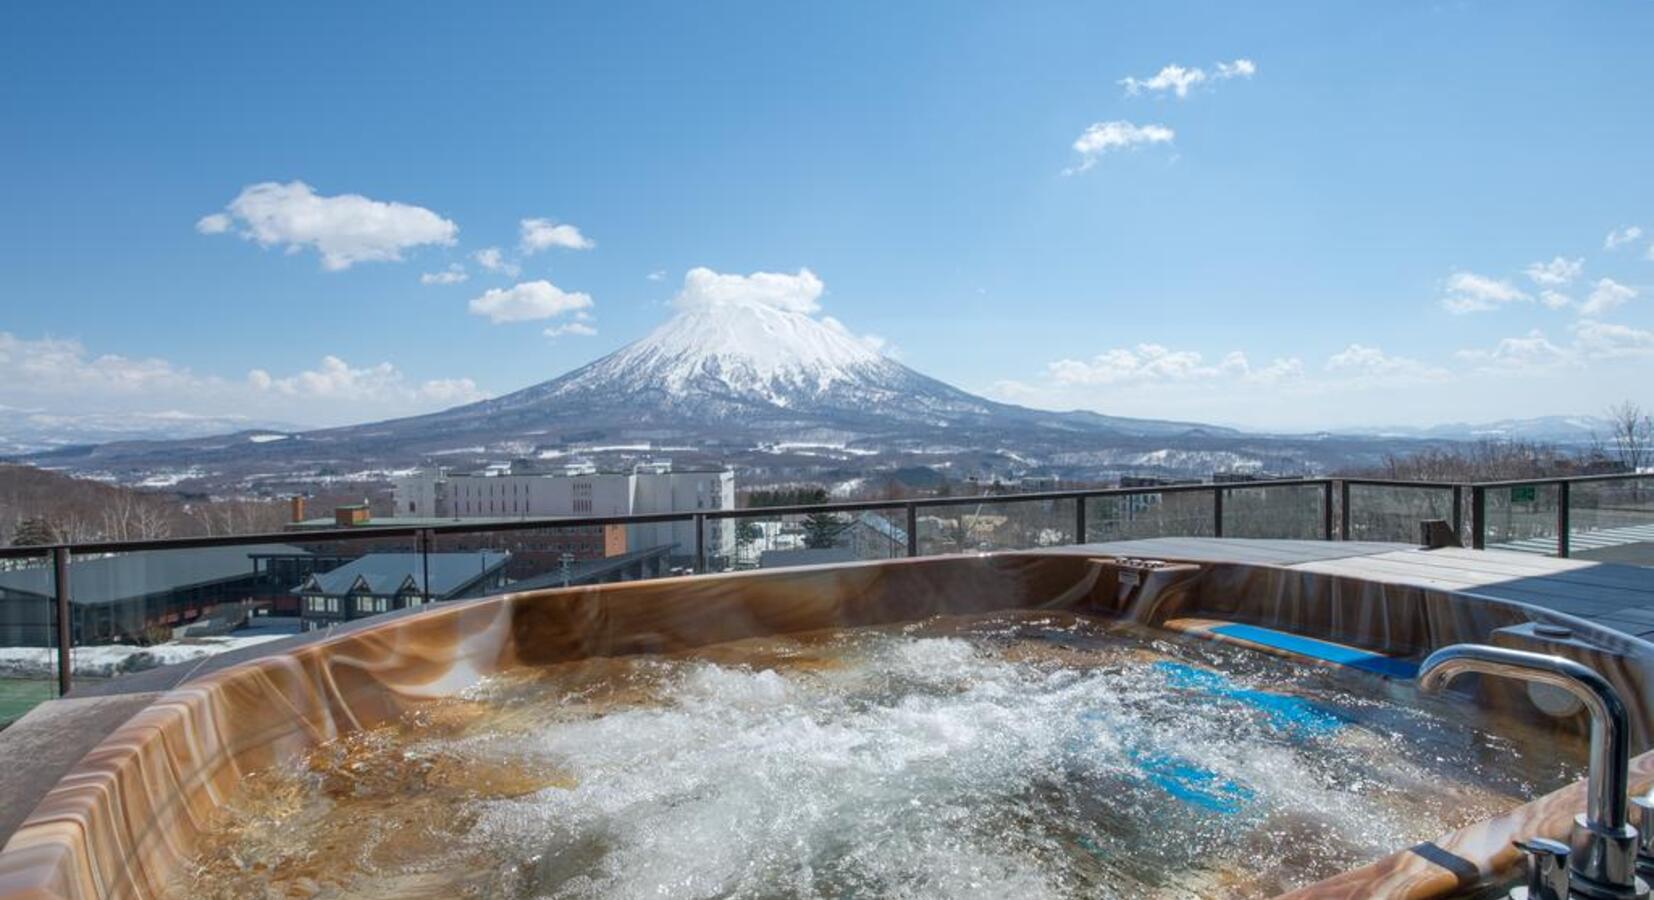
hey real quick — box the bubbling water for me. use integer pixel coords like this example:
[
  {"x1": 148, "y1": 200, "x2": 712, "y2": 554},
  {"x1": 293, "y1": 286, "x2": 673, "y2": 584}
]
[{"x1": 168, "y1": 614, "x2": 1584, "y2": 899}]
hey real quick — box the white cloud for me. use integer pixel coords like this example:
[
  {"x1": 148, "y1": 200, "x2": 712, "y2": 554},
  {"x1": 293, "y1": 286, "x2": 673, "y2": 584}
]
[
  {"x1": 671, "y1": 266, "x2": 825, "y2": 314},
  {"x1": 420, "y1": 264, "x2": 468, "y2": 286},
  {"x1": 1455, "y1": 330, "x2": 1573, "y2": 371},
  {"x1": 544, "y1": 322, "x2": 598, "y2": 339},
  {"x1": 1047, "y1": 344, "x2": 1300, "y2": 386},
  {"x1": 1440, "y1": 270, "x2": 1529, "y2": 314},
  {"x1": 1523, "y1": 256, "x2": 1582, "y2": 287},
  {"x1": 1119, "y1": 58, "x2": 1255, "y2": 98},
  {"x1": 0, "y1": 332, "x2": 483, "y2": 426},
  {"x1": 197, "y1": 181, "x2": 457, "y2": 270},
  {"x1": 646, "y1": 270, "x2": 666, "y2": 281},
  {"x1": 0, "y1": 332, "x2": 207, "y2": 398},
  {"x1": 1581, "y1": 277, "x2": 1637, "y2": 316},
  {"x1": 520, "y1": 218, "x2": 594, "y2": 253},
  {"x1": 468, "y1": 280, "x2": 594, "y2": 324},
  {"x1": 1572, "y1": 319, "x2": 1654, "y2": 357},
  {"x1": 1605, "y1": 225, "x2": 1643, "y2": 251},
  {"x1": 1324, "y1": 344, "x2": 1450, "y2": 382},
  {"x1": 472, "y1": 247, "x2": 520, "y2": 277},
  {"x1": 1066, "y1": 121, "x2": 1175, "y2": 173},
  {"x1": 1539, "y1": 290, "x2": 1573, "y2": 310},
  {"x1": 247, "y1": 355, "x2": 485, "y2": 407},
  {"x1": 1120, "y1": 64, "x2": 1206, "y2": 98}
]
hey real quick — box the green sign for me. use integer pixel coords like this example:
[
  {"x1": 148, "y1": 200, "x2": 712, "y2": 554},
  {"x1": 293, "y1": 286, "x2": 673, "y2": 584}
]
[{"x1": 1511, "y1": 485, "x2": 1537, "y2": 504}]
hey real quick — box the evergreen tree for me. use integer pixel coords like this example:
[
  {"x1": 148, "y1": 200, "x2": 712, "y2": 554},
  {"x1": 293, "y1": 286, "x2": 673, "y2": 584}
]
[{"x1": 10, "y1": 516, "x2": 59, "y2": 546}]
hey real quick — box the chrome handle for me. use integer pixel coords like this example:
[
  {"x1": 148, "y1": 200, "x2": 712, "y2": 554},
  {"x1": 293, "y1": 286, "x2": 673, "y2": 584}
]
[
  {"x1": 1419, "y1": 644, "x2": 1647, "y2": 898},
  {"x1": 1514, "y1": 837, "x2": 1570, "y2": 900}
]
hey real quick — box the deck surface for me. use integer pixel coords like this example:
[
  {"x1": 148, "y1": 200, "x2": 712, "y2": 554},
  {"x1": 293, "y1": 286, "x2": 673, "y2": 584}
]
[{"x1": 1075, "y1": 538, "x2": 1654, "y2": 642}]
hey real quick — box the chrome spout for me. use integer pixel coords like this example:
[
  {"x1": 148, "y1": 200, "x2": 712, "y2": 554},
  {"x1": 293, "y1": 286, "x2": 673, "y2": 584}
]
[{"x1": 1419, "y1": 644, "x2": 1645, "y2": 899}]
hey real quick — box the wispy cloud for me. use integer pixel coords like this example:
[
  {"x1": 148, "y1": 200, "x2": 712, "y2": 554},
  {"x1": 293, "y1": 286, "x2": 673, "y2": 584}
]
[
  {"x1": 248, "y1": 356, "x2": 484, "y2": 406},
  {"x1": 1440, "y1": 270, "x2": 1529, "y2": 314},
  {"x1": 1580, "y1": 277, "x2": 1637, "y2": 316},
  {"x1": 472, "y1": 246, "x2": 520, "y2": 277},
  {"x1": 420, "y1": 264, "x2": 468, "y2": 286},
  {"x1": 1046, "y1": 344, "x2": 1301, "y2": 386},
  {"x1": 1605, "y1": 225, "x2": 1643, "y2": 250},
  {"x1": 1325, "y1": 344, "x2": 1450, "y2": 382},
  {"x1": 1523, "y1": 256, "x2": 1582, "y2": 287},
  {"x1": 0, "y1": 331, "x2": 483, "y2": 425},
  {"x1": 1065, "y1": 121, "x2": 1175, "y2": 174},
  {"x1": 1119, "y1": 58, "x2": 1255, "y2": 98},
  {"x1": 544, "y1": 321, "x2": 598, "y2": 339}
]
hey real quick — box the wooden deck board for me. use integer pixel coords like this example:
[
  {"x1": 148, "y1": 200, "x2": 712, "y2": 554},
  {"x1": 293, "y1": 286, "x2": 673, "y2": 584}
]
[{"x1": 1072, "y1": 538, "x2": 1654, "y2": 645}]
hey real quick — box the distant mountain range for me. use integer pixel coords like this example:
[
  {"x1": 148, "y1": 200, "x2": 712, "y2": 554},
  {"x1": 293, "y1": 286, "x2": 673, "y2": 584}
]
[
  {"x1": 1332, "y1": 415, "x2": 1607, "y2": 444},
  {"x1": 0, "y1": 407, "x2": 299, "y2": 456},
  {"x1": 11, "y1": 300, "x2": 1582, "y2": 491}
]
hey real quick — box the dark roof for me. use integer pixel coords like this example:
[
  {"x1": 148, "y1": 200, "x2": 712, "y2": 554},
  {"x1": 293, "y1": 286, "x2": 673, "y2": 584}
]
[
  {"x1": 294, "y1": 551, "x2": 508, "y2": 598},
  {"x1": 0, "y1": 543, "x2": 308, "y2": 607},
  {"x1": 496, "y1": 545, "x2": 674, "y2": 592}
]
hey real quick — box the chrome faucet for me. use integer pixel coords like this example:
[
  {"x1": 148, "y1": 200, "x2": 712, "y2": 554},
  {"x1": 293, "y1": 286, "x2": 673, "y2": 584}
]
[{"x1": 1418, "y1": 644, "x2": 1649, "y2": 900}]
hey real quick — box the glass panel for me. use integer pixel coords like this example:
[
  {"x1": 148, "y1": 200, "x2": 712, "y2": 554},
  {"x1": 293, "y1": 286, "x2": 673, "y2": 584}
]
[
  {"x1": 916, "y1": 499, "x2": 1077, "y2": 556},
  {"x1": 433, "y1": 522, "x2": 681, "y2": 596},
  {"x1": 1085, "y1": 489, "x2": 1217, "y2": 541},
  {"x1": 65, "y1": 540, "x2": 348, "y2": 686},
  {"x1": 1221, "y1": 483, "x2": 1327, "y2": 539},
  {"x1": 0, "y1": 550, "x2": 57, "y2": 724},
  {"x1": 1345, "y1": 484, "x2": 1457, "y2": 544},
  {"x1": 1482, "y1": 483, "x2": 1560, "y2": 556},
  {"x1": 716, "y1": 508, "x2": 908, "y2": 571},
  {"x1": 1568, "y1": 477, "x2": 1654, "y2": 566}
]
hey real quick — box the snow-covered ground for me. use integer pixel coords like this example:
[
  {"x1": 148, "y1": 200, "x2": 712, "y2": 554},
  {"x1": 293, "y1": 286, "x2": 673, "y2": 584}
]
[{"x1": 0, "y1": 633, "x2": 290, "y2": 679}]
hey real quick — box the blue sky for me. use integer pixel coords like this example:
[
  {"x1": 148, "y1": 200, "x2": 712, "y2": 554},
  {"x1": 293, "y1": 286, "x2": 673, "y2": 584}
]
[{"x1": 2, "y1": 1, "x2": 1651, "y2": 431}]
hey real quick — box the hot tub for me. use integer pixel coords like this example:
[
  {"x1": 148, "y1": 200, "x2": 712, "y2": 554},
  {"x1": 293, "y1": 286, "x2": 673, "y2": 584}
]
[{"x1": 1, "y1": 551, "x2": 1651, "y2": 899}]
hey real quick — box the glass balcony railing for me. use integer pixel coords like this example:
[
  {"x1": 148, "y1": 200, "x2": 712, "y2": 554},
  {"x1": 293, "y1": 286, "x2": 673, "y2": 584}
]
[
  {"x1": 1084, "y1": 488, "x2": 1216, "y2": 541},
  {"x1": 0, "y1": 549, "x2": 57, "y2": 726},
  {"x1": 1342, "y1": 480, "x2": 1461, "y2": 544},
  {"x1": 4, "y1": 472, "x2": 1652, "y2": 724}
]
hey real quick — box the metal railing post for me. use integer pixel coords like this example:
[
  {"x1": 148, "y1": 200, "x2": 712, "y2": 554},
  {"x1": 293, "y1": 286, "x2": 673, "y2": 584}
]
[
  {"x1": 1339, "y1": 480, "x2": 1352, "y2": 541},
  {"x1": 1557, "y1": 480, "x2": 1571, "y2": 558},
  {"x1": 1074, "y1": 495, "x2": 1087, "y2": 545},
  {"x1": 1451, "y1": 485, "x2": 1464, "y2": 545},
  {"x1": 53, "y1": 546, "x2": 71, "y2": 696},
  {"x1": 693, "y1": 513, "x2": 707, "y2": 573},
  {"x1": 1471, "y1": 486, "x2": 1487, "y2": 550},
  {"x1": 905, "y1": 503, "x2": 918, "y2": 557},
  {"x1": 1322, "y1": 481, "x2": 1335, "y2": 541},
  {"x1": 1212, "y1": 487, "x2": 1225, "y2": 538},
  {"x1": 418, "y1": 529, "x2": 433, "y2": 601}
]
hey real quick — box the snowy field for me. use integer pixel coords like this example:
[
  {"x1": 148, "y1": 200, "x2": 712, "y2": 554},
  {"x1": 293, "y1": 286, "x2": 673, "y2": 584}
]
[{"x1": 0, "y1": 633, "x2": 290, "y2": 680}]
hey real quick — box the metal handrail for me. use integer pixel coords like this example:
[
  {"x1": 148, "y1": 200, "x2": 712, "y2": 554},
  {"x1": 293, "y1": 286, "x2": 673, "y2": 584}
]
[
  {"x1": 0, "y1": 477, "x2": 1340, "y2": 560},
  {"x1": 6, "y1": 469, "x2": 1651, "y2": 699},
  {"x1": 2, "y1": 471, "x2": 1647, "y2": 561}
]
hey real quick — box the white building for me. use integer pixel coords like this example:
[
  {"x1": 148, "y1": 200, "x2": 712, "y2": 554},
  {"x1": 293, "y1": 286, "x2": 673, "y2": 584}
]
[{"x1": 392, "y1": 461, "x2": 735, "y2": 563}]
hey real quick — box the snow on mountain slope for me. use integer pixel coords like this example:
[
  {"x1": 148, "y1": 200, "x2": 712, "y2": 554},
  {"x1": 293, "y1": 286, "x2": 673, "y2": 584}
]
[{"x1": 550, "y1": 296, "x2": 903, "y2": 406}]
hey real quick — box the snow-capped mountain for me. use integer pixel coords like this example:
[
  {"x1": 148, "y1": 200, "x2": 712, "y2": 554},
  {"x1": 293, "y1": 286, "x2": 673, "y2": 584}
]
[
  {"x1": 391, "y1": 294, "x2": 1218, "y2": 442},
  {"x1": 18, "y1": 298, "x2": 1446, "y2": 487}
]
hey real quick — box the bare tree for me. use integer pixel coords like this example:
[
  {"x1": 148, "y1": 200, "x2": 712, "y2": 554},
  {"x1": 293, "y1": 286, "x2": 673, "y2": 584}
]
[{"x1": 1603, "y1": 401, "x2": 1653, "y2": 472}]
